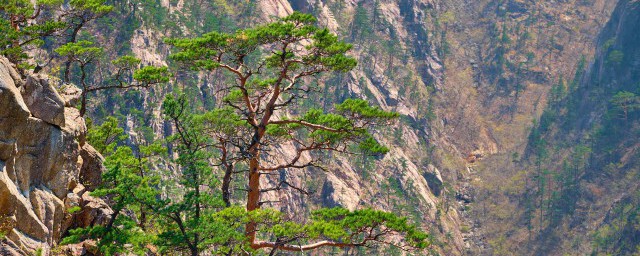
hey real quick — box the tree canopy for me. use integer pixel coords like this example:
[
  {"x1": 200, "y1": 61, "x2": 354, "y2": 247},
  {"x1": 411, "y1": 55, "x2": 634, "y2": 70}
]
[{"x1": 61, "y1": 11, "x2": 427, "y2": 255}]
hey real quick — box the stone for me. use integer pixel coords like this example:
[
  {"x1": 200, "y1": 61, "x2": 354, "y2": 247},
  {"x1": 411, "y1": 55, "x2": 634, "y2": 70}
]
[
  {"x1": 64, "y1": 107, "x2": 87, "y2": 146},
  {"x1": 0, "y1": 56, "x2": 112, "y2": 255},
  {"x1": 20, "y1": 75, "x2": 65, "y2": 127},
  {"x1": 59, "y1": 84, "x2": 82, "y2": 108},
  {"x1": 11, "y1": 117, "x2": 80, "y2": 198},
  {"x1": 60, "y1": 243, "x2": 87, "y2": 256},
  {"x1": 79, "y1": 144, "x2": 105, "y2": 191},
  {"x1": 29, "y1": 188, "x2": 65, "y2": 243},
  {"x1": 6, "y1": 229, "x2": 50, "y2": 255},
  {"x1": 0, "y1": 138, "x2": 16, "y2": 161},
  {"x1": 66, "y1": 185, "x2": 112, "y2": 230},
  {"x1": 0, "y1": 57, "x2": 24, "y2": 87},
  {"x1": 0, "y1": 239, "x2": 25, "y2": 256},
  {"x1": 60, "y1": 240, "x2": 100, "y2": 256},
  {"x1": 0, "y1": 163, "x2": 49, "y2": 243},
  {"x1": 423, "y1": 164, "x2": 444, "y2": 197},
  {"x1": 0, "y1": 61, "x2": 30, "y2": 120},
  {"x1": 77, "y1": 192, "x2": 113, "y2": 227},
  {"x1": 65, "y1": 192, "x2": 81, "y2": 209}
]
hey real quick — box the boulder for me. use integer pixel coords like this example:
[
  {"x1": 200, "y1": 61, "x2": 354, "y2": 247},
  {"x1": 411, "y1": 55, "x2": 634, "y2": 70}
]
[
  {"x1": 58, "y1": 240, "x2": 99, "y2": 256},
  {"x1": 65, "y1": 183, "x2": 113, "y2": 230},
  {"x1": 10, "y1": 117, "x2": 80, "y2": 198},
  {"x1": 0, "y1": 162, "x2": 49, "y2": 244},
  {"x1": 29, "y1": 188, "x2": 65, "y2": 243},
  {"x1": 20, "y1": 75, "x2": 65, "y2": 127},
  {"x1": 59, "y1": 84, "x2": 82, "y2": 108},
  {"x1": 6, "y1": 229, "x2": 50, "y2": 255},
  {"x1": 0, "y1": 57, "x2": 24, "y2": 87},
  {"x1": 64, "y1": 107, "x2": 87, "y2": 146},
  {"x1": 0, "y1": 239, "x2": 25, "y2": 256},
  {"x1": 79, "y1": 144, "x2": 105, "y2": 191},
  {"x1": 0, "y1": 62, "x2": 30, "y2": 120},
  {"x1": 0, "y1": 138, "x2": 16, "y2": 161},
  {"x1": 77, "y1": 192, "x2": 113, "y2": 227}
]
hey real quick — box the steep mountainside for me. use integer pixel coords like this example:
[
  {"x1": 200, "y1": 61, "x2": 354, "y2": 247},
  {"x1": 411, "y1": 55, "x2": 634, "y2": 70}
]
[
  {"x1": 468, "y1": 0, "x2": 640, "y2": 255},
  {"x1": 524, "y1": 1, "x2": 640, "y2": 254},
  {"x1": 3, "y1": 0, "x2": 639, "y2": 255},
  {"x1": 80, "y1": 0, "x2": 470, "y2": 254}
]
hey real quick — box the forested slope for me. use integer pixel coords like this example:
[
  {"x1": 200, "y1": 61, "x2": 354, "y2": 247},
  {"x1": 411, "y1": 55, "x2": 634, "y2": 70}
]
[
  {"x1": 1, "y1": 0, "x2": 639, "y2": 255},
  {"x1": 470, "y1": 0, "x2": 640, "y2": 255}
]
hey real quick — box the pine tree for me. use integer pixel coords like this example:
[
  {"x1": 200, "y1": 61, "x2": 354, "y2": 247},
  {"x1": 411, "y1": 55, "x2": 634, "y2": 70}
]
[
  {"x1": 0, "y1": 0, "x2": 112, "y2": 68},
  {"x1": 611, "y1": 91, "x2": 640, "y2": 121},
  {"x1": 0, "y1": 0, "x2": 66, "y2": 65},
  {"x1": 55, "y1": 42, "x2": 168, "y2": 116},
  {"x1": 164, "y1": 12, "x2": 428, "y2": 253},
  {"x1": 64, "y1": 12, "x2": 428, "y2": 255}
]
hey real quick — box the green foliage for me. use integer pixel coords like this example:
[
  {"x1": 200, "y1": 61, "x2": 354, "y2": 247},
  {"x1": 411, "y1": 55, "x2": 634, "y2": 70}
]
[
  {"x1": 166, "y1": 12, "x2": 356, "y2": 73},
  {"x1": 68, "y1": 0, "x2": 112, "y2": 14},
  {"x1": 67, "y1": 206, "x2": 82, "y2": 214},
  {"x1": 0, "y1": 0, "x2": 65, "y2": 63},
  {"x1": 62, "y1": 140, "x2": 163, "y2": 255},
  {"x1": 358, "y1": 136, "x2": 390, "y2": 155},
  {"x1": 111, "y1": 55, "x2": 141, "y2": 67},
  {"x1": 307, "y1": 208, "x2": 429, "y2": 248},
  {"x1": 156, "y1": 93, "x2": 243, "y2": 254},
  {"x1": 610, "y1": 91, "x2": 640, "y2": 119},
  {"x1": 87, "y1": 116, "x2": 126, "y2": 155},
  {"x1": 0, "y1": 0, "x2": 112, "y2": 65},
  {"x1": 336, "y1": 98, "x2": 399, "y2": 119},
  {"x1": 56, "y1": 41, "x2": 167, "y2": 116},
  {"x1": 133, "y1": 65, "x2": 170, "y2": 84},
  {"x1": 55, "y1": 40, "x2": 104, "y2": 64},
  {"x1": 591, "y1": 191, "x2": 640, "y2": 255},
  {"x1": 165, "y1": 11, "x2": 418, "y2": 254},
  {"x1": 351, "y1": 3, "x2": 374, "y2": 42},
  {"x1": 67, "y1": 12, "x2": 425, "y2": 255},
  {"x1": 607, "y1": 50, "x2": 624, "y2": 65}
]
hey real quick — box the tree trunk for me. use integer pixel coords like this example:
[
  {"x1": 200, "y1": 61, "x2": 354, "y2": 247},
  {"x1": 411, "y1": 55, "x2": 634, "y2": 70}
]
[
  {"x1": 246, "y1": 155, "x2": 261, "y2": 247},
  {"x1": 64, "y1": 25, "x2": 82, "y2": 83},
  {"x1": 80, "y1": 93, "x2": 87, "y2": 117},
  {"x1": 222, "y1": 162, "x2": 233, "y2": 207},
  {"x1": 221, "y1": 142, "x2": 233, "y2": 207}
]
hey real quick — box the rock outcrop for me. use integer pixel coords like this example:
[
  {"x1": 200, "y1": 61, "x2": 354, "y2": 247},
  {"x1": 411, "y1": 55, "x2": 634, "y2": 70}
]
[{"x1": 0, "y1": 57, "x2": 111, "y2": 255}]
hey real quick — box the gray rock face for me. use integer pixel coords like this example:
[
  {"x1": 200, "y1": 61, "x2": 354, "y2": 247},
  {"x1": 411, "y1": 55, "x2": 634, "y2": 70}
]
[
  {"x1": 20, "y1": 75, "x2": 66, "y2": 127},
  {"x1": 0, "y1": 59, "x2": 30, "y2": 120},
  {"x1": 0, "y1": 56, "x2": 110, "y2": 256},
  {"x1": 79, "y1": 144, "x2": 105, "y2": 191}
]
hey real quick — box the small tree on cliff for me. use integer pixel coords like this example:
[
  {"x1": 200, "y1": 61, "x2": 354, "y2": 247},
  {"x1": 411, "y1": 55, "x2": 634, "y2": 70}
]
[
  {"x1": 0, "y1": 0, "x2": 112, "y2": 69},
  {"x1": 0, "y1": 0, "x2": 65, "y2": 65},
  {"x1": 611, "y1": 91, "x2": 640, "y2": 121},
  {"x1": 165, "y1": 12, "x2": 428, "y2": 253},
  {"x1": 55, "y1": 41, "x2": 168, "y2": 116}
]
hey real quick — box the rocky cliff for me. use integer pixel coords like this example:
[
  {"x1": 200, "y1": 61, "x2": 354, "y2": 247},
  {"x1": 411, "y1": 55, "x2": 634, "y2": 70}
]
[
  {"x1": 3, "y1": 0, "x2": 638, "y2": 255},
  {"x1": 0, "y1": 57, "x2": 111, "y2": 255}
]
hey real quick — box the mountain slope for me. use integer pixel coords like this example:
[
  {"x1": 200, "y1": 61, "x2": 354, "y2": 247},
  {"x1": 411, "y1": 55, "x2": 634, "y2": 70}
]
[
  {"x1": 469, "y1": 0, "x2": 640, "y2": 254},
  {"x1": 3, "y1": 0, "x2": 639, "y2": 255}
]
